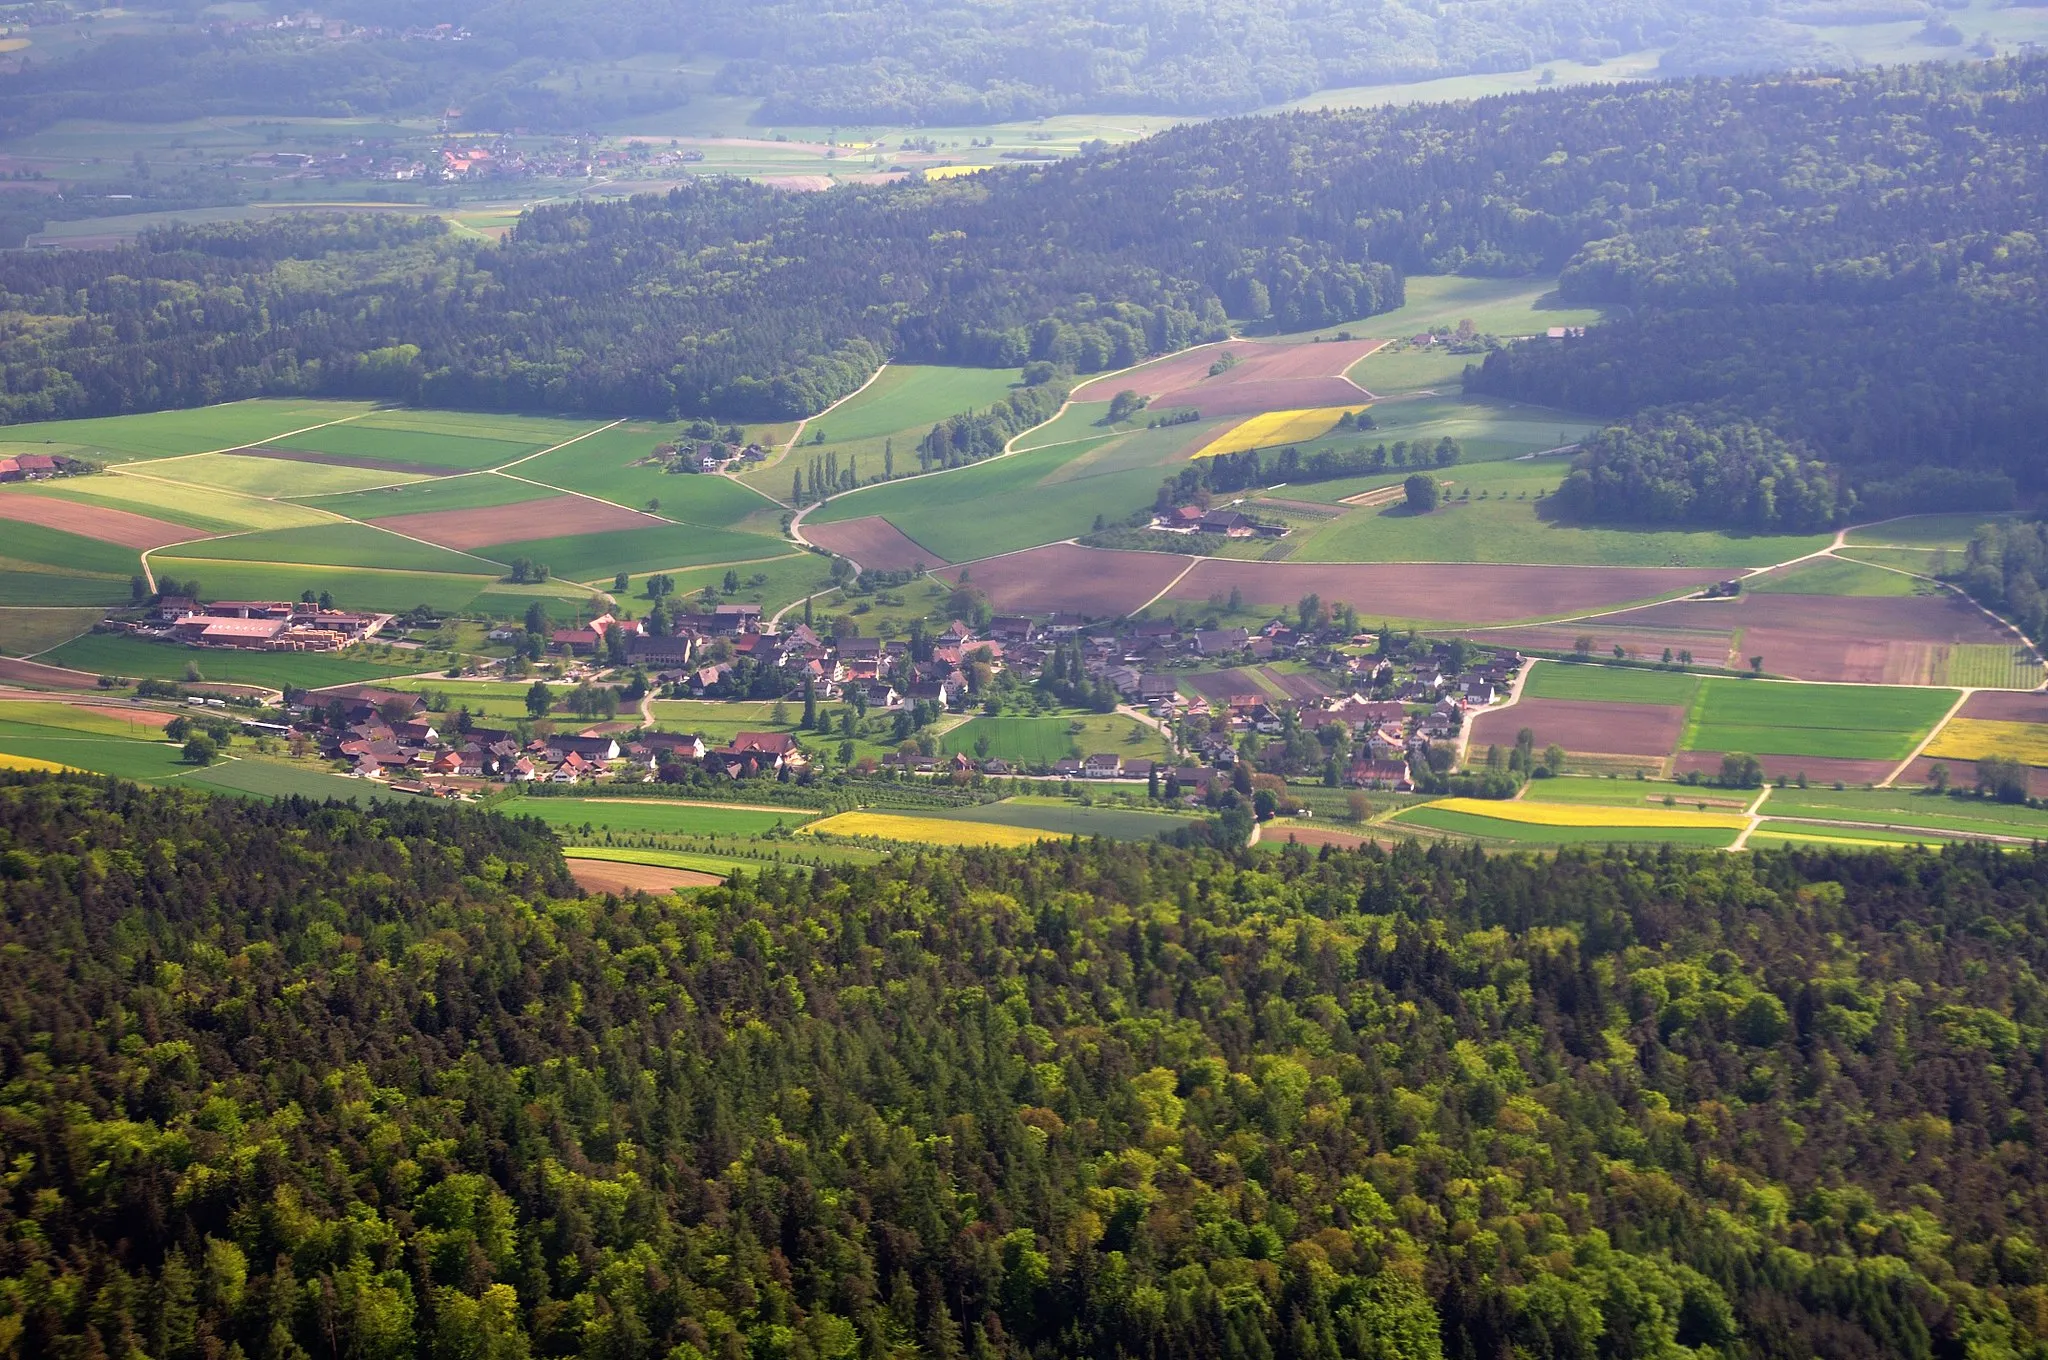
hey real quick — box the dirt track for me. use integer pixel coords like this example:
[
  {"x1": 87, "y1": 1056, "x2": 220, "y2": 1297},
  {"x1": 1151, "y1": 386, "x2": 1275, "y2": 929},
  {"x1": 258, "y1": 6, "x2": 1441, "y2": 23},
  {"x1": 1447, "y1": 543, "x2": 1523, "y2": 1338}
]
[{"x1": 804, "y1": 516, "x2": 951, "y2": 571}]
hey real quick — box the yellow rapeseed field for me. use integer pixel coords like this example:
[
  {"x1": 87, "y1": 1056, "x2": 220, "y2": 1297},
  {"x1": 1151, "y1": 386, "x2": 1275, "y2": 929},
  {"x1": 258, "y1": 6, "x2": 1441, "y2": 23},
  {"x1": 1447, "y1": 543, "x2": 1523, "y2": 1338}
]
[
  {"x1": 1924, "y1": 719, "x2": 2048, "y2": 765},
  {"x1": 920, "y1": 165, "x2": 991, "y2": 180},
  {"x1": 1193, "y1": 406, "x2": 1364, "y2": 459},
  {"x1": 1430, "y1": 798, "x2": 1752, "y2": 830},
  {"x1": 801, "y1": 811, "x2": 1054, "y2": 848},
  {"x1": 0, "y1": 753, "x2": 77, "y2": 773}
]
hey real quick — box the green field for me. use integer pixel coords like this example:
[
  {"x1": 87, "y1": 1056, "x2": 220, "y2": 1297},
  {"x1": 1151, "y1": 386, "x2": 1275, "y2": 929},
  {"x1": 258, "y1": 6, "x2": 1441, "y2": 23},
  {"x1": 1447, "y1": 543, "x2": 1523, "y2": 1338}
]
[
  {"x1": 32, "y1": 473, "x2": 334, "y2": 533},
  {"x1": 156, "y1": 522, "x2": 500, "y2": 573},
  {"x1": 516, "y1": 427, "x2": 784, "y2": 530},
  {"x1": 1843, "y1": 513, "x2": 2017, "y2": 549},
  {"x1": 1522, "y1": 662, "x2": 1703, "y2": 706},
  {"x1": 1321, "y1": 275, "x2": 1611, "y2": 341},
  {"x1": 133, "y1": 560, "x2": 497, "y2": 614},
  {"x1": 1680, "y1": 680, "x2": 1957, "y2": 761},
  {"x1": 626, "y1": 554, "x2": 837, "y2": 617},
  {"x1": 1758, "y1": 786, "x2": 2048, "y2": 841},
  {"x1": 1944, "y1": 644, "x2": 2043, "y2": 690},
  {"x1": 1746, "y1": 556, "x2": 1923, "y2": 596},
  {"x1": 502, "y1": 798, "x2": 818, "y2": 837},
  {"x1": 1397, "y1": 803, "x2": 1743, "y2": 847},
  {"x1": 181, "y1": 757, "x2": 382, "y2": 803},
  {"x1": 44, "y1": 633, "x2": 420, "y2": 688},
  {"x1": 351, "y1": 408, "x2": 609, "y2": 447},
  {"x1": 0, "y1": 573, "x2": 135, "y2": 607},
  {"x1": 0, "y1": 400, "x2": 377, "y2": 461},
  {"x1": 1515, "y1": 776, "x2": 1754, "y2": 810},
  {"x1": 138, "y1": 452, "x2": 434, "y2": 499},
  {"x1": 264, "y1": 423, "x2": 541, "y2": 471},
  {"x1": 941, "y1": 713, "x2": 1173, "y2": 765},
  {"x1": 305, "y1": 472, "x2": 556, "y2": 518},
  {"x1": 0, "y1": 520, "x2": 144, "y2": 578},
  {"x1": 1836, "y1": 547, "x2": 1945, "y2": 575},
  {"x1": 1348, "y1": 347, "x2": 1478, "y2": 396},
  {"x1": 486, "y1": 523, "x2": 784, "y2": 582},
  {"x1": 0, "y1": 608, "x2": 105, "y2": 655},
  {"x1": 1291, "y1": 458, "x2": 1830, "y2": 568},
  {"x1": 810, "y1": 366, "x2": 1023, "y2": 444},
  {"x1": 901, "y1": 797, "x2": 1199, "y2": 840}
]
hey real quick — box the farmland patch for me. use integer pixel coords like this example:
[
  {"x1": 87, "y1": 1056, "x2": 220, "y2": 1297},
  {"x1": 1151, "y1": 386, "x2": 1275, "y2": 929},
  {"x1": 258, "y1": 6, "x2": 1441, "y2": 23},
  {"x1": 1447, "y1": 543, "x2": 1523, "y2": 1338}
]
[
  {"x1": 1521, "y1": 663, "x2": 1702, "y2": 706},
  {"x1": 0, "y1": 492, "x2": 203, "y2": 551},
  {"x1": 485, "y1": 522, "x2": 786, "y2": 582},
  {"x1": 370, "y1": 495, "x2": 667, "y2": 553},
  {"x1": 1171, "y1": 560, "x2": 1728, "y2": 624},
  {"x1": 803, "y1": 516, "x2": 951, "y2": 571},
  {"x1": 156, "y1": 522, "x2": 496, "y2": 574},
  {"x1": 938, "y1": 544, "x2": 1188, "y2": 619},
  {"x1": 1679, "y1": 679, "x2": 1955, "y2": 762},
  {"x1": 1470, "y1": 698, "x2": 1685, "y2": 763}
]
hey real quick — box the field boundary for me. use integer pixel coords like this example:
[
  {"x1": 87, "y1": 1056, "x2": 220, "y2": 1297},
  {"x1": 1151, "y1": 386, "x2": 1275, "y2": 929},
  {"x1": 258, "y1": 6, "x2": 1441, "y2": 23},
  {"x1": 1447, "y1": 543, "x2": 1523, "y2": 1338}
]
[{"x1": 1882, "y1": 688, "x2": 1973, "y2": 787}]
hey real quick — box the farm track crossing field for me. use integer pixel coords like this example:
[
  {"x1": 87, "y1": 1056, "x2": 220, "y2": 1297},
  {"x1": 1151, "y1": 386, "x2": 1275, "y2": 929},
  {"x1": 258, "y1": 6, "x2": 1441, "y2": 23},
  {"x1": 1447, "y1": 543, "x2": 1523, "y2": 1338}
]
[
  {"x1": 0, "y1": 608, "x2": 106, "y2": 656},
  {"x1": 156, "y1": 522, "x2": 498, "y2": 573},
  {"x1": 0, "y1": 492, "x2": 206, "y2": 551},
  {"x1": 369, "y1": 495, "x2": 668, "y2": 553},
  {"x1": 938, "y1": 545, "x2": 1188, "y2": 619},
  {"x1": 306, "y1": 473, "x2": 554, "y2": 519},
  {"x1": 180, "y1": 758, "x2": 383, "y2": 803},
  {"x1": 352, "y1": 409, "x2": 606, "y2": 445},
  {"x1": 1747, "y1": 557, "x2": 1925, "y2": 596},
  {"x1": 802, "y1": 517, "x2": 950, "y2": 570},
  {"x1": 486, "y1": 523, "x2": 785, "y2": 582},
  {"x1": 1680, "y1": 679, "x2": 1957, "y2": 762},
  {"x1": 1521, "y1": 663, "x2": 1703, "y2": 706},
  {"x1": 1760, "y1": 787, "x2": 2048, "y2": 840},
  {"x1": 1844, "y1": 513, "x2": 2019, "y2": 549},
  {"x1": 0, "y1": 400, "x2": 377, "y2": 461},
  {"x1": 1347, "y1": 347, "x2": 1475, "y2": 395}
]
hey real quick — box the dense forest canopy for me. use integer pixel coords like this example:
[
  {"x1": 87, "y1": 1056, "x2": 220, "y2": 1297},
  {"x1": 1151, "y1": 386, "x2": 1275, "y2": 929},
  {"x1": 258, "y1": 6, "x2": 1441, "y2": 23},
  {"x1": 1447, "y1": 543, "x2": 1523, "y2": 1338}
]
[
  {"x1": 0, "y1": 0, "x2": 1897, "y2": 132},
  {"x1": 8, "y1": 774, "x2": 2048, "y2": 1357},
  {"x1": 0, "y1": 55, "x2": 2040, "y2": 468}
]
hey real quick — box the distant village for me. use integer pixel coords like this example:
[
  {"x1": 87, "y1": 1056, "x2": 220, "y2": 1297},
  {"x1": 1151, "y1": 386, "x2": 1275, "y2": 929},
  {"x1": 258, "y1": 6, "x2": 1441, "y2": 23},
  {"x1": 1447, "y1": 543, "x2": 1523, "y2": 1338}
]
[{"x1": 232, "y1": 598, "x2": 1523, "y2": 796}]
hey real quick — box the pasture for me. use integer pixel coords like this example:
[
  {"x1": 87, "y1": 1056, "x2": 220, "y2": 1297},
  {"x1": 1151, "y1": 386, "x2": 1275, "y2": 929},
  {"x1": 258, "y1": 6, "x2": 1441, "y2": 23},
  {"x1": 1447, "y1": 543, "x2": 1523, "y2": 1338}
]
[
  {"x1": 1844, "y1": 513, "x2": 2017, "y2": 549},
  {"x1": 0, "y1": 608, "x2": 105, "y2": 656},
  {"x1": 1680, "y1": 679, "x2": 1956, "y2": 762},
  {"x1": 939, "y1": 713, "x2": 1171, "y2": 765},
  {"x1": 44, "y1": 633, "x2": 420, "y2": 689},
  {"x1": 0, "y1": 399, "x2": 377, "y2": 461},
  {"x1": 485, "y1": 523, "x2": 784, "y2": 583},
  {"x1": 306, "y1": 472, "x2": 551, "y2": 518},
  {"x1": 1348, "y1": 346, "x2": 1477, "y2": 396},
  {"x1": 1521, "y1": 662, "x2": 1703, "y2": 706},
  {"x1": 1761, "y1": 786, "x2": 2048, "y2": 840},
  {"x1": 0, "y1": 520, "x2": 144, "y2": 578},
  {"x1": 810, "y1": 366, "x2": 1023, "y2": 444},
  {"x1": 1747, "y1": 556, "x2": 1924, "y2": 596},
  {"x1": 141, "y1": 452, "x2": 432, "y2": 499},
  {"x1": 157, "y1": 523, "x2": 499, "y2": 573},
  {"x1": 1328, "y1": 275, "x2": 1610, "y2": 340},
  {"x1": 626, "y1": 554, "x2": 837, "y2": 617},
  {"x1": 39, "y1": 472, "x2": 333, "y2": 532},
  {"x1": 500, "y1": 798, "x2": 818, "y2": 837},
  {"x1": 262, "y1": 423, "x2": 541, "y2": 472}
]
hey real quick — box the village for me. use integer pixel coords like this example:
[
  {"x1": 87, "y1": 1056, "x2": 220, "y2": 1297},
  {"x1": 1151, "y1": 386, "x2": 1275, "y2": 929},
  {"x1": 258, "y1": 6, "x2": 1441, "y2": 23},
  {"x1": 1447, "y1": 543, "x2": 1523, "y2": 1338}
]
[{"x1": 221, "y1": 596, "x2": 1526, "y2": 798}]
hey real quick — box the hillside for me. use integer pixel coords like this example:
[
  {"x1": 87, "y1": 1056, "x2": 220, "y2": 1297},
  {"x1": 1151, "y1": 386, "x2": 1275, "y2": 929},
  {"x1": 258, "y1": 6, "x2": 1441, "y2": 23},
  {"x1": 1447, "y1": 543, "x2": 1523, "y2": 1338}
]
[{"x1": 5, "y1": 773, "x2": 2048, "y2": 1355}]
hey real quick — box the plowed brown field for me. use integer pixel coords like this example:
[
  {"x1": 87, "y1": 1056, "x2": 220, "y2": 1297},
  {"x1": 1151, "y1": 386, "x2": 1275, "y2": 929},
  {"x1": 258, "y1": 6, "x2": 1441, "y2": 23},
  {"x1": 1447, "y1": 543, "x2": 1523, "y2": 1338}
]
[
  {"x1": 939, "y1": 544, "x2": 1189, "y2": 618},
  {"x1": 1607, "y1": 593, "x2": 2014, "y2": 683},
  {"x1": 567, "y1": 859, "x2": 723, "y2": 894},
  {"x1": 370, "y1": 494, "x2": 662, "y2": 551},
  {"x1": 805, "y1": 516, "x2": 950, "y2": 571},
  {"x1": 1170, "y1": 560, "x2": 1728, "y2": 624},
  {"x1": 0, "y1": 493, "x2": 203, "y2": 550},
  {"x1": 1471, "y1": 698, "x2": 1685, "y2": 759}
]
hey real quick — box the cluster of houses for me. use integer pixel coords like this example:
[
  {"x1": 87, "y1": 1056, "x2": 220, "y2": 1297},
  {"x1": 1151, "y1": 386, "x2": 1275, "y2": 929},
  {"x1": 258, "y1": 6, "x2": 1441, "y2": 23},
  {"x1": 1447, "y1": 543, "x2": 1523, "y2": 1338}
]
[
  {"x1": 1151, "y1": 504, "x2": 1287, "y2": 539},
  {"x1": 0, "y1": 452, "x2": 85, "y2": 482},
  {"x1": 132, "y1": 599, "x2": 390, "y2": 653},
  {"x1": 651, "y1": 440, "x2": 770, "y2": 474},
  {"x1": 309, "y1": 686, "x2": 808, "y2": 788}
]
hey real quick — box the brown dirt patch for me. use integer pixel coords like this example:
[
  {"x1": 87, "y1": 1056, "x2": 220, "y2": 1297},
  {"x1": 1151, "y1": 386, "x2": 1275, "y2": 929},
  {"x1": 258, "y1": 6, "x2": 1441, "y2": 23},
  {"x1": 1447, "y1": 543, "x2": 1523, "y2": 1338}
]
[
  {"x1": 1959, "y1": 691, "x2": 2048, "y2": 722},
  {"x1": 1171, "y1": 560, "x2": 1729, "y2": 625},
  {"x1": 940, "y1": 544, "x2": 1188, "y2": 618},
  {"x1": 567, "y1": 859, "x2": 723, "y2": 894},
  {"x1": 1076, "y1": 338, "x2": 1382, "y2": 405},
  {"x1": 805, "y1": 516, "x2": 951, "y2": 571},
  {"x1": 1608, "y1": 594, "x2": 2013, "y2": 683},
  {"x1": 1675, "y1": 751, "x2": 1896, "y2": 786},
  {"x1": 1471, "y1": 698, "x2": 1685, "y2": 760},
  {"x1": 0, "y1": 657, "x2": 103, "y2": 689},
  {"x1": 75, "y1": 704, "x2": 173, "y2": 729},
  {"x1": 1466, "y1": 621, "x2": 1735, "y2": 667},
  {"x1": 1184, "y1": 667, "x2": 1333, "y2": 705},
  {"x1": 231, "y1": 446, "x2": 454, "y2": 478},
  {"x1": 1152, "y1": 377, "x2": 1373, "y2": 419},
  {"x1": 370, "y1": 494, "x2": 662, "y2": 551},
  {"x1": 1269, "y1": 824, "x2": 1382, "y2": 851},
  {"x1": 0, "y1": 492, "x2": 203, "y2": 551}
]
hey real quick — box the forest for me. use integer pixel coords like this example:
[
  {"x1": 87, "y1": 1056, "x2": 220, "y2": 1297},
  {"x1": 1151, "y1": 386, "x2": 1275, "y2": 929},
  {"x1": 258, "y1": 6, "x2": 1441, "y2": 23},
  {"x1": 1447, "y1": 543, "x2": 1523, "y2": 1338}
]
[
  {"x1": 0, "y1": 56, "x2": 2035, "y2": 518},
  {"x1": 7, "y1": 773, "x2": 2048, "y2": 1358},
  {"x1": 0, "y1": 0, "x2": 1881, "y2": 132}
]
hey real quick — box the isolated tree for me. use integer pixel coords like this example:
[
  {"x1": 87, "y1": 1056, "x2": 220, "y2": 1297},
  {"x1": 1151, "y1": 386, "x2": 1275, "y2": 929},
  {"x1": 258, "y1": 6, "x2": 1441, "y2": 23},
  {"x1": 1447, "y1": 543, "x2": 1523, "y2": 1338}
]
[
  {"x1": 525, "y1": 601, "x2": 549, "y2": 635},
  {"x1": 525, "y1": 681, "x2": 553, "y2": 719},
  {"x1": 1927, "y1": 761, "x2": 1950, "y2": 793},
  {"x1": 1749, "y1": 655, "x2": 1765, "y2": 675},
  {"x1": 182, "y1": 735, "x2": 217, "y2": 766},
  {"x1": 1403, "y1": 474, "x2": 1438, "y2": 512},
  {"x1": 614, "y1": 572, "x2": 629, "y2": 592}
]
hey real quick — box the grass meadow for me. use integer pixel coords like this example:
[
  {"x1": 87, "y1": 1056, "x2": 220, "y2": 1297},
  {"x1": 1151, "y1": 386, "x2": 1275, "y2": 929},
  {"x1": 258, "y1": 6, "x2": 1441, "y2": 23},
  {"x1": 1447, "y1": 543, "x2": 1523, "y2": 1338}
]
[
  {"x1": 158, "y1": 523, "x2": 499, "y2": 573},
  {"x1": 1680, "y1": 679, "x2": 1956, "y2": 761},
  {"x1": 1747, "y1": 556, "x2": 1925, "y2": 597},
  {"x1": 501, "y1": 798, "x2": 819, "y2": 837},
  {"x1": 1521, "y1": 662, "x2": 1703, "y2": 706},
  {"x1": 45, "y1": 633, "x2": 422, "y2": 688},
  {"x1": 0, "y1": 400, "x2": 377, "y2": 461}
]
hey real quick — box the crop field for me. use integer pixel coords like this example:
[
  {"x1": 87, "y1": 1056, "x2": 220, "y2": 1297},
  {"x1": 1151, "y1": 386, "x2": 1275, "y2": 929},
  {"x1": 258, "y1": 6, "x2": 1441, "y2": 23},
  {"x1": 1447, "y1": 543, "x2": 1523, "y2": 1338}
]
[
  {"x1": 1522, "y1": 662, "x2": 1703, "y2": 706},
  {"x1": 1924, "y1": 720, "x2": 2048, "y2": 766},
  {"x1": 804, "y1": 517, "x2": 950, "y2": 571},
  {"x1": 939, "y1": 545, "x2": 1189, "y2": 619},
  {"x1": 351, "y1": 408, "x2": 606, "y2": 446},
  {"x1": 305, "y1": 472, "x2": 553, "y2": 519},
  {"x1": 1170, "y1": 559, "x2": 1725, "y2": 624},
  {"x1": 939, "y1": 716, "x2": 1095, "y2": 765},
  {"x1": 903, "y1": 798, "x2": 1199, "y2": 840},
  {"x1": 1193, "y1": 406, "x2": 1362, "y2": 458},
  {"x1": 810, "y1": 366, "x2": 1024, "y2": 444},
  {"x1": 0, "y1": 400, "x2": 377, "y2": 461},
  {"x1": 0, "y1": 492, "x2": 204, "y2": 552},
  {"x1": 1396, "y1": 803, "x2": 1743, "y2": 847},
  {"x1": 1347, "y1": 346, "x2": 1476, "y2": 396},
  {"x1": 142, "y1": 452, "x2": 433, "y2": 499},
  {"x1": 1322, "y1": 275, "x2": 1611, "y2": 339},
  {"x1": 1760, "y1": 786, "x2": 2048, "y2": 840},
  {"x1": 802, "y1": 810, "x2": 1055, "y2": 848},
  {"x1": 1748, "y1": 556, "x2": 1925, "y2": 596},
  {"x1": 518, "y1": 426, "x2": 787, "y2": 530},
  {"x1": 369, "y1": 495, "x2": 669, "y2": 554},
  {"x1": 484, "y1": 523, "x2": 782, "y2": 583},
  {"x1": 1942, "y1": 645, "x2": 2043, "y2": 689},
  {"x1": 1680, "y1": 679, "x2": 1956, "y2": 761},
  {"x1": 627, "y1": 554, "x2": 836, "y2": 617},
  {"x1": 1078, "y1": 338, "x2": 1379, "y2": 420},
  {"x1": 43, "y1": 632, "x2": 420, "y2": 689},
  {"x1": 260, "y1": 423, "x2": 542, "y2": 472},
  {"x1": 0, "y1": 520, "x2": 144, "y2": 578},
  {"x1": 1429, "y1": 796, "x2": 1750, "y2": 829},
  {"x1": 0, "y1": 608, "x2": 105, "y2": 656},
  {"x1": 180, "y1": 758, "x2": 381, "y2": 803},
  {"x1": 39, "y1": 472, "x2": 333, "y2": 533},
  {"x1": 500, "y1": 798, "x2": 818, "y2": 837},
  {"x1": 157, "y1": 522, "x2": 497, "y2": 573}
]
